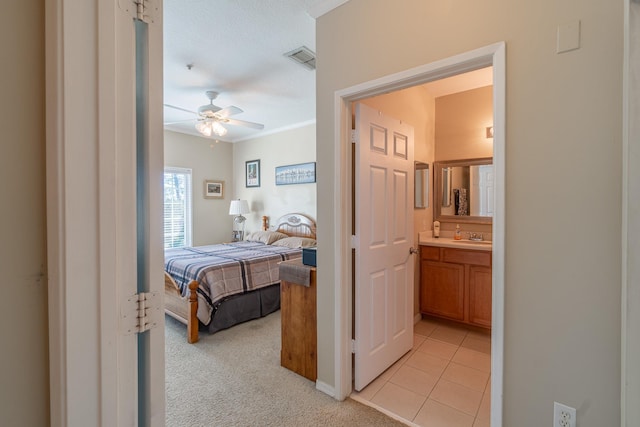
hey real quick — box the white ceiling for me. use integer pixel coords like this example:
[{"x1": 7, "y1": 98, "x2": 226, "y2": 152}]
[
  {"x1": 422, "y1": 67, "x2": 493, "y2": 98},
  {"x1": 163, "y1": 1, "x2": 492, "y2": 143},
  {"x1": 163, "y1": 0, "x2": 319, "y2": 142}
]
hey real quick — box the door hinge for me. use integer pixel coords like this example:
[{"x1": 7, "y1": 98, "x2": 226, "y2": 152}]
[
  {"x1": 351, "y1": 339, "x2": 357, "y2": 354},
  {"x1": 119, "y1": 0, "x2": 158, "y2": 23},
  {"x1": 351, "y1": 235, "x2": 358, "y2": 249},
  {"x1": 121, "y1": 291, "x2": 161, "y2": 335},
  {"x1": 351, "y1": 129, "x2": 357, "y2": 144}
]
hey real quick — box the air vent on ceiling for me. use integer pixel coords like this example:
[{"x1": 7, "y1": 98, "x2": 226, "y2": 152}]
[{"x1": 284, "y1": 46, "x2": 316, "y2": 70}]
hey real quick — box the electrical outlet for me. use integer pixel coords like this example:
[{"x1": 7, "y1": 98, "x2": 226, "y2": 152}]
[{"x1": 553, "y1": 402, "x2": 576, "y2": 427}]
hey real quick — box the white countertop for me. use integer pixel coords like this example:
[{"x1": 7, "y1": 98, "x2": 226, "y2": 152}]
[{"x1": 419, "y1": 234, "x2": 492, "y2": 251}]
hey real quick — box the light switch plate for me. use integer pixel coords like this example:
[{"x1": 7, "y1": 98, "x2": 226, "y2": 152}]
[{"x1": 557, "y1": 20, "x2": 581, "y2": 54}]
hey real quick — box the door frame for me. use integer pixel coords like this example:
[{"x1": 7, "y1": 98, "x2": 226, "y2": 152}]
[
  {"x1": 47, "y1": 1, "x2": 125, "y2": 423},
  {"x1": 332, "y1": 42, "x2": 506, "y2": 426},
  {"x1": 46, "y1": 0, "x2": 165, "y2": 425},
  {"x1": 623, "y1": 1, "x2": 639, "y2": 425}
]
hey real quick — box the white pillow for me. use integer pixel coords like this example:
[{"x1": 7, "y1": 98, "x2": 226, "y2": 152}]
[
  {"x1": 244, "y1": 230, "x2": 289, "y2": 245},
  {"x1": 271, "y1": 236, "x2": 317, "y2": 249}
]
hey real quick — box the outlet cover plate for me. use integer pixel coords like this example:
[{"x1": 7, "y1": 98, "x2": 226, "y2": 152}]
[{"x1": 554, "y1": 401, "x2": 576, "y2": 427}]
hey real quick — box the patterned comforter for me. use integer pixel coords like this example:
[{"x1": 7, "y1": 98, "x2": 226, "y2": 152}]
[{"x1": 164, "y1": 241, "x2": 301, "y2": 325}]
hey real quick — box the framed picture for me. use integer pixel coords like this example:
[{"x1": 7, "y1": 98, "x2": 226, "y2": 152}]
[
  {"x1": 275, "y1": 162, "x2": 316, "y2": 185},
  {"x1": 246, "y1": 159, "x2": 260, "y2": 187},
  {"x1": 204, "y1": 180, "x2": 224, "y2": 198}
]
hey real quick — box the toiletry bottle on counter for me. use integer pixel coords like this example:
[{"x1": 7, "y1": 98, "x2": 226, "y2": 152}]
[
  {"x1": 454, "y1": 224, "x2": 462, "y2": 240},
  {"x1": 433, "y1": 221, "x2": 440, "y2": 238}
]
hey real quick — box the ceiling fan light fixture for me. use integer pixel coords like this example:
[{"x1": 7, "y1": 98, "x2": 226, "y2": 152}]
[
  {"x1": 166, "y1": 90, "x2": 263, "y2": 138},
  {"x1": 195, "y1": 120, "x2": 227, "y2": 137},
  {"x1": 195, "y1": 121, "x2": 212, "y2": 137},
  {"x1": 212, "y1": 121, "x2": 228, "y2": 136}
]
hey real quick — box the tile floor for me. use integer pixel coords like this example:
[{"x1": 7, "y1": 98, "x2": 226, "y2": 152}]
[{"x1": 351, "y1": 317, "x2": 491, "y2": 427}]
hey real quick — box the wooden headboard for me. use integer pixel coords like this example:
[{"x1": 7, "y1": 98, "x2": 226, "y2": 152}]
[{"x1": 274, "y1": 213, "x2": 316, "y2": 239}]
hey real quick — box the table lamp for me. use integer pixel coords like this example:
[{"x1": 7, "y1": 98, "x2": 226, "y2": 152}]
[{"x1": 229, "y1": 199, "x2": 250, "y2": 241}]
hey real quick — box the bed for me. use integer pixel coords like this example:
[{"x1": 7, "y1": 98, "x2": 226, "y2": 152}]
[{"x1": 164, "y1": 213, "x2": 316, "y2": 343}]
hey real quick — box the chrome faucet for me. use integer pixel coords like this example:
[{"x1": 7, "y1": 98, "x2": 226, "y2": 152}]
[{"x1": 468, "y1": 232, "x2": 484, "y2": 241}]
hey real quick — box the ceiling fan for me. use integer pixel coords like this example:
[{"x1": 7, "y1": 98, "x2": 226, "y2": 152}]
[{"x1": 164, "y1": 90, "x2": 264, "y2": 137}]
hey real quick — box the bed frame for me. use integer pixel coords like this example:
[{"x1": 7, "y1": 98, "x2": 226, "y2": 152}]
[{"x1": 164, "y1": 213, "x2": 316, "y2": 343}]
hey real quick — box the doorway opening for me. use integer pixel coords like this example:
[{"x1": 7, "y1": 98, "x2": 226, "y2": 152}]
[
  {"x1": 351, "y1": 69, "x2": 493, "y2": 425},
  {"x1": 333, "y1": 43, "x2": 505, "y2": 427}
]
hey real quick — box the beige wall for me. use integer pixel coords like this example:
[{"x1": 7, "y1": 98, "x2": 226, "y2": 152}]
[
  {"x1": 165, "y1": 126, "x2": 316, "y2": 243},
  {"x1": 316, "y1": 1, "x2": 622, "y2": 426},
  {"x1": 435, "y1": 86, "x2": 495, "y2": 232},
  {"x1": 0, "y1": 0, "x2": 50, "y2": 425},
  {"x1": 164, "y1": 130, "x2": 234, "y2": 245},
  {"x1": 232, "y1": 124, "x2": 317, "y2": 232},
  {"x1": 435, "y1": 86, "x2": 494, "y2": 161}
]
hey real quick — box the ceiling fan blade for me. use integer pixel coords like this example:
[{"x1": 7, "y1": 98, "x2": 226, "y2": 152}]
[
  {"x1": 216, "y1": 105, "x2": 243, "y2": 118},
  {"x1": 163, "y1": 119, "x2": 196, "y2": 125},
  {"x1": 163, "y1": 103, "x2": 197, "y2": 115},
  {"x1": 223, "y1": 118, "x2": 265, "y2": 130}
]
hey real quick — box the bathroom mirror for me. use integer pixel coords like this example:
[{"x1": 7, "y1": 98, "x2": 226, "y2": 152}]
[
  {"x1": 414, "y1": 162, "x2": 429, "y2": 209},
  {"x1": 434, "y1": 157, "x2": 493, "y2": 224}
]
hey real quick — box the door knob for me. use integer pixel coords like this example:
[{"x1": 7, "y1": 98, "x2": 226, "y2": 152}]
[{"x1": 409, "y1": 247, "x2": 419, "y2": 255}]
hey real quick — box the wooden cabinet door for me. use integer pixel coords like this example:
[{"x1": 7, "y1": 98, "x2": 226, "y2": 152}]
[
  {"x1": 280, "y1": 275, "x2": 317, "y2": 381},
  {"x1": 421, "y1": 261, "x2": 465, "y2": 321},
  {"x1": 469, "y1": 265, "x2": 492, "y2": 327}
]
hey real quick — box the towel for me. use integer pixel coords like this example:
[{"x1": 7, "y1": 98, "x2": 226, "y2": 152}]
[
  {"x1": 458, "y1": 188, "x2": 468, "y2": 216},
  {"x1": 279, "y1": 259, "x2": 312, "y2": 286}
]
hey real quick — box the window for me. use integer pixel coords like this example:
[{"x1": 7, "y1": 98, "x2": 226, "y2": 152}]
[{"x1": 164, "y1": 167, "x2": 192, "y2": 248}]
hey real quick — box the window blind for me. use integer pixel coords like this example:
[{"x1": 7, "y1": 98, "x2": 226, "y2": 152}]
[{"x1": 164, "y1": 167, "x2": 192, "y2": 248}]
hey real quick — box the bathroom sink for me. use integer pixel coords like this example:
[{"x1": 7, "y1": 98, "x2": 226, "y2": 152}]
[{"x1": 452, "y1": 239, "x2": 492, "y2": 245}]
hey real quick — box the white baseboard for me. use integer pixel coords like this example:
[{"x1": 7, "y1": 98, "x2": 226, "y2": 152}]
[{"x1": 315, "y1": 379, "x2": 336, "y2": 398}]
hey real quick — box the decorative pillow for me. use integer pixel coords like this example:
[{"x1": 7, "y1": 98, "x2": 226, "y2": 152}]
[
  {"x1": 271, "y1": 236, "x2": 317, "y2": 249},
  {"x1": 244, "y1": 230, "x2": 289, "y2": 245}
]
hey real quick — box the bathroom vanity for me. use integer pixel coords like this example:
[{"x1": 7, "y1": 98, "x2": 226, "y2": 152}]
[{"x1": 419, "y1": 237, "x2": 492, "y2": 329}]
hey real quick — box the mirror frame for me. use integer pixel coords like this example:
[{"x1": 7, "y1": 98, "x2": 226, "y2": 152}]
[
  {"x1": 433, "y1": 157, "x2": 493, "y2": 224},
  {"x1": 414, "y1": 161, "x2": 429, "y2": 209}
]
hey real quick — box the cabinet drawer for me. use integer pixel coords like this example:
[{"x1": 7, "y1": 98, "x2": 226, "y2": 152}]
[
  {"x1": 420, "y1": 245, "x2": 440, "y2": 261},
  {"x1": 442, "y1": 248, "x2": 491, "y2": 266}
]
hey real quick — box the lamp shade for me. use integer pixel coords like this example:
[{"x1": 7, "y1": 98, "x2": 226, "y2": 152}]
[{"x1": 229, "y1": 199, "x2": 250, "y2": 216}]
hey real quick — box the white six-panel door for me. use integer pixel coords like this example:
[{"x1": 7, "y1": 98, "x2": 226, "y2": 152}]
[{"x1": 354, "y1": 103, "x2": 415, "y2": 390}]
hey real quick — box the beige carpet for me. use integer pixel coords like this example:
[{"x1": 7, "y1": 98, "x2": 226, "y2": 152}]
[{"x1": 165, "y1": 311, "x2": 406, "y2": 427}]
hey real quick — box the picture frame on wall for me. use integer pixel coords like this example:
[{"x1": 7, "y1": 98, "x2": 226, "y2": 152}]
[
  {"x1": 275, "y1": 162, "x2": 316, "y2": 185},
  {"x1": 246, "y1": 159, "x2": 260, "y2": 187},
  {"x1": 204, "y1": 180, "x2": 224, "y2": 198}
]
